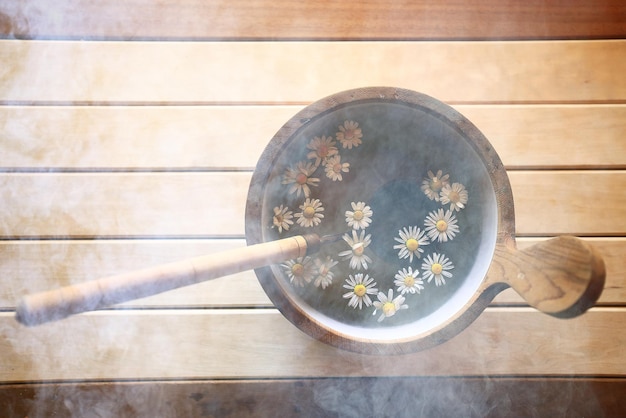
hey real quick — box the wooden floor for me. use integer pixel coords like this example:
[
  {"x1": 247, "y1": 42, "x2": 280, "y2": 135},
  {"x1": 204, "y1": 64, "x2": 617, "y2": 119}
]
[{"x1": 1, "y1": 1, "x2": 625, "y2": 416}]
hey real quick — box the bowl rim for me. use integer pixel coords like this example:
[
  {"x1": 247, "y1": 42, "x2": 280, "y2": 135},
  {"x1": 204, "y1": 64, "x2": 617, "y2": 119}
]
[{"x1": 245, "y1": 86, "x2": 515, "y2": 354}]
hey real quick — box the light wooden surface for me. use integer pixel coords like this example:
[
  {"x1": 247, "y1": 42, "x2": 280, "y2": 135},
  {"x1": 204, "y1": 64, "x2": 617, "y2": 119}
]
[
  {"x1": 1, "y1": 1, "x2": 625, "y2": 415},
  {"x1": 2, "y1": 0, "x2": 625, "y2": 40}
]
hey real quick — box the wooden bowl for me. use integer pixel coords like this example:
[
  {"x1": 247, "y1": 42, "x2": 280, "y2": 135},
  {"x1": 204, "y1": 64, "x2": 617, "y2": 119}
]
[{"x1": 245, "y1": 87, "x2": 605, "y2": 354}]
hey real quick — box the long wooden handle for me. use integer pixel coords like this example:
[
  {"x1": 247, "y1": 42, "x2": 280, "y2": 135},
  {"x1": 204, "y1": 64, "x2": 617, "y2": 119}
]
[
  {"x1": 15, "y1": 234, "x2": 320, "y2": 326},
  {"x1": 486, "y1": 236, "x2": 605, "y2": 317}
]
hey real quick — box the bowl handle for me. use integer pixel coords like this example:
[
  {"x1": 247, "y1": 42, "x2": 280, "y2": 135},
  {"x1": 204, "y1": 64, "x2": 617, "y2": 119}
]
[
  {"x1": 15, "y1": 234, "x2": 322, "y2": 326},
  {"x1": 486, "y1": 236, "x2": 606, "y2": 317}
]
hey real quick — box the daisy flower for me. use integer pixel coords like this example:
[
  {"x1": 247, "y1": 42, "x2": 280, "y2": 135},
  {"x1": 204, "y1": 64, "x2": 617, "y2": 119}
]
[
  {"x1": 306, "y1": 135, "x2": 338, "y2": 167},
  {"x1": 271, "y1": 204, "x2": 294, "y2": 233},
  {"x1": 281, "y1": 256, "x2": 314, "y2": 287},
  {"x1": 440, "y1": 182, "x2": 469, "y2": 212},
  {"x1": 393, "y1": 226, "x2": 430, "y2": 262},
  {"x1": 324, "y1": 155, "x2": 350, "y2": 181},
  {"x1": 313, "y1": 256, "x2": 338, "y2": 289},
  {"x1": 372, "y1": 289, "x2": 408, "y2": 322},
  {"x1": 338, "y1": 230, "x2": 372, "y2": 270},
  {"x1": 282, "y1": 161, "x2": 320, "y2": 198},
  {"x1": 295, "y1": 198, "x2": 324, "y2": 228},
  {"x1": 342, "y1": 273, "x2": 378, "y2": 309},
  {"x1": 424, "y1": 208, "x2": 460, "y2": 242},
  {"x1": 421, "y1": 253, "x2": 454, "y2": 286},
  {"x1": 345, "y1": 201, "x2": 373, "y2": 230},
  {"x1": 336, "y1": 120, "x2": 363, "y2": 149},
  {"x1": 421, "y1": 170, "x2": 450, "y2": 201},
  {"x1": 394, "y1": 267, "x2": 424, "y2": 295}
]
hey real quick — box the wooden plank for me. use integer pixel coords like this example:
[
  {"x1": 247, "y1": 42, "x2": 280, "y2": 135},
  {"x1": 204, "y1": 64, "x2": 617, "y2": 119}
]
[
  {"x1": 1, "y1": 40, "x2": 625, "y2": 104},
  {"x1": 0, "y1": 171, "x2": 624, "y2": 238},
  {"x1": 1, "y1": 105, "x2": 625, "y2": 170},
  {"x1": 1, "y1": 238, "x2": 623, "y2": 309},
  {"x1": 1, "y1": 0, "x2": 625, "y2": 41},
  {"x1": 0, "y1": 172, "x2": 249, "y2": 238},
  {"x1": 509, "y1": 171, "x2": 626, "y2": 236},
  {"x1": 1, "y1": 377, "x2": 624, "y2": 417},
  {"x1": 0, "y1": 239, "x2": 272, "y2": 308},
  {"x1": 0, "y1": 308, "x2": 624, "y2": 381}
]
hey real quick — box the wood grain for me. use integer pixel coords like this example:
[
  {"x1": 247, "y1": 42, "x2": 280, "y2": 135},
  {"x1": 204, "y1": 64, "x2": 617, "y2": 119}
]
[
  {"x1": 1, "y1": 308, "x2": 624, "y2": 381},
  {"x1": 14, "y1": 235, "x2": 314, "y2": 326},
  {"x1": 1, "y1": 238, "x2": 623, "y2": 309},
  {"x1": 1, "y1": 0, "x2": 625, "y2": 40},
  {"x1": 1, "y1": 105, "x2": 624, "y2": 170},
  {"x1": 487, "y1": 238, "x2": 605, "y2": 317},
  {"x1": 2, "y1": 40, "x2": 625, "y2": 104},
  {"x1": 1, "y1": 378, "x2": 624, "y2": 417},
  {"x1": 0, "y1": 171, "x2": 624, "y2": 238}
]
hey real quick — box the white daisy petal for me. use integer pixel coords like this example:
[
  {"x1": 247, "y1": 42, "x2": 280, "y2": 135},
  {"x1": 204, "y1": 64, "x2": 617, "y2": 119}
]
[
  {"x1": 336, "y1": 120, "x2": 363, "y2": 149},
  {"x1": 282, "y1": 161, "x2": 320, "y2": 198},
  {"x1": 342, "y1": 273, "x2": 378, "y2": 309},
  {"x1": 345, "y1": 201, "x2": 373, "y2": 230},
  {"x1": 372, "y1": 289, "x2": 408, "y2": 322},
  {"x1": 421, "y1": 253, "x2": 455, "y2": 286},
  {"x1": 339, "y1": 230, "x2": 372, "y2": 270},
  {"x1": 294, "y1": 198, "x2": 324, "y2": 228},
  {"x1": 324, "y1": 154, "x2": 350, "y2": 181},
  {"x1": 393, "y1": 226, "x2": 430, "y2": 262},
  {"x1": 440, "y1": 182, "x2": 469, "y2": 212},
  {"x1": 394, "y1": 266, "x2": 424, "y2": 295},
  {"x1": 421, "y1": 170, "x2": 450, "y2": 201},
  {"x1": 424, "y1": 208, "x2": 460, "y2": 242},
  {"x1": 271, "y1": 204, "x2": 294, "y2": 233},
  {"x1": 280, "y1": 257, "x2": 314, "y2": 287}
]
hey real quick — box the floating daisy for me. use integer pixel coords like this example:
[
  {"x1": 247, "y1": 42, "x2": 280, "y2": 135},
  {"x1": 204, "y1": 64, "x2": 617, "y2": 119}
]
[
  {"x1": 424, "y1": 208, "x2": 460, "y2": 242},
  {"x1": 345, "y1": 201, "x2": 373, "y2": 230},
  {"x1": 281, "y1": 256, "x2": 314, "y2": 287},
  {"x1": 421, "y1": 170, "x2": 450, "y2": 201},
  {"x1": 336, "y1": 120, "x2": 363, "y2": 149},
  {"x1": 440, "y1": 182, "x2": 469, "y2": 212},
  {"x1": 271, "y1": 204, "x2": 294, "y2": 233},
  {"x1": 307, "y1": 135, "x2": 338, "y2": 167},
  {"x1": 282, "y1": 161, "x2": 320, "y2": 198},
  {"x1": 295, "y1": 198, "x2": 324, "y2": 228},
  {"x1": 342, "y1": 273, "x2": 378, "y2": 309},
  {"x1": 372, "y1": 289, "x2": 408, "y2": 322},
  {"x1": 421, "y1": 253, "x2": 454, "y2": 286},
  {"x1": 338, "y1": 230, "x2": 372, "y2": 270},
  {"x1": 393, "y1": 226, "x2": 430, "y2": 262},
  {"x1": 313, "y1": 256, "x2": 338, "y2": 289},
  {"x1": 324, "y1": 155, "x2": 350, "y2": 181},
  {"x1": 394, "y1": 267, "x2": 424, "y2": 295}
]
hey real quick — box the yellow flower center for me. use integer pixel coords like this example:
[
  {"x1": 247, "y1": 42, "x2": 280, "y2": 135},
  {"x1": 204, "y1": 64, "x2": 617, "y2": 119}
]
[
  {"x1": 291, "y1": 263, "x2": 304, "y2": 277},
  {"x1": 344, "y1": 129, "x2": 355, "y2": 139},
  {"x1": 352, "y1": 243, "x2": 364, "y2": 256},
  {"x1": 405, "y1": 238, "x2": 419, "y2": 252},
  {"x1": 431, "y1": 263, "x2": 443, "y2": 275},
  {"x1": 354, "y1": 284, "x2": 366, "y2": 297},
  {"x1": 436, "y1": 220, "x2": 448, "y2": 232},
  {"x1": 295, "y1": 173, "x2": 308, "y2": 185},
  {"x1": 448, "y1": 190, "x2": 460, "y2": 203},
  {"x1": 332, "y1": 163, "x2": 343, "y2": 173},
  {"x1": 430, "y1": 178, "x2": 443, "y2": 191},
  {"x1": 382, "y1": 302, "x2": 396, "y2": 316},
  {"x1": 303, "y1": 206, "x2": 316, "y2": 218},
  {"x1": 403, "y1": 275, "x2": 415, "y2": 287},
  {"x1": 353, "y1": 210, "x2": 364, "y2": 221}
]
